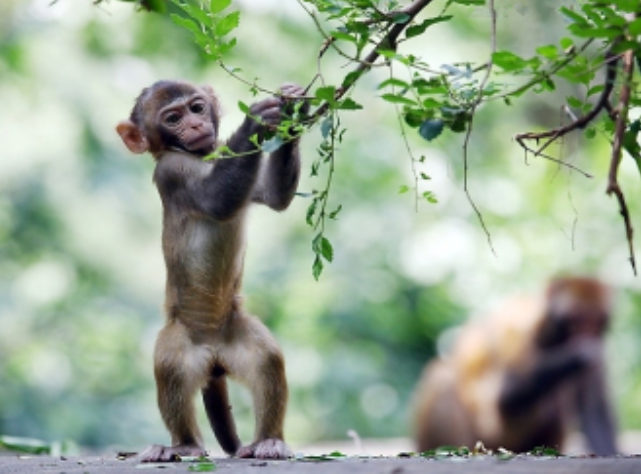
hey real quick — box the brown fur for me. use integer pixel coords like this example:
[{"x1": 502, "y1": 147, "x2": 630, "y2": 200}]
[
  {"x1": 413, "y1": 277, "x2": 617, "y2": 455},
  {"x1": 116, "y1": 81, "x2": 306, "y2": 462}
]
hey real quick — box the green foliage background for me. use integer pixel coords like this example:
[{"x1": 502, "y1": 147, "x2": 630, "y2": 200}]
[{"x1": 1, "y1": 0, "x2": 641, "y2": 454}]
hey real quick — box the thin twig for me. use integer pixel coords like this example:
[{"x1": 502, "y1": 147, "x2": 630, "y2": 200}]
[
  {"x1": 217, "y1": 61, "x2": 275, "y2": 95},
  {"x1": 515, "y1": 139, "x2": 593, "y2": 178},
  {"x1": 389, "y1": 64, "x2": 420, "y2": 211},
  {"x1": 460, "y1": 0, "x2": 497, "y2": 255},
  {"x1": 312, "y1": 0, "x2": 438, "y2": 118},
  {"x1": 489, "y1": 39, "x2": 596, "y2": 102},
  {"x1": 514, "y1": 40, "x2": 620, "y2": 157},
  {"x1": 606, "y1": 48, "x2": 637, "y2": 275}
]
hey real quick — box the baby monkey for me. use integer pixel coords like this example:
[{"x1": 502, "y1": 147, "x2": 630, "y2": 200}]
[{"x1": 116, "y1": 81, "x2": 306, "y2": 461}]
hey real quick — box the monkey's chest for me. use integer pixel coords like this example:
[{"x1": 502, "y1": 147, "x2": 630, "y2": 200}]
[{"x1": 165, "y1": 217, "x2": 246, "y2": 289}]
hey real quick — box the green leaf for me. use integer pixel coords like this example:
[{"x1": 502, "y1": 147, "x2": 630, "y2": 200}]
[
  {"x1": 336, "y1": 98, "x2": 363, "y2": 110},
  {"x1": 215, "y1": 11, "x2": 240, "y2": 36},
  {"x1": 0, "y1": 436, "x2": 53, "y2": 455},
  {"x1": 218, "y1": 38, "x2": 237, "y2": 55},
  {"x1": 377, "y1": 49, "x2": 398, "y2": 59},
  {"x1": 315, "y1": 86, "x2": 337, "y2": 103},
  {"x1": 422, "y1": 98, "x2": 441, "y2": 109},
  {"x1": 587, "y1": 84, "x2": 604, "y2": 97},
  {"x1": 390, "y1": 13, "x2": 411, "y2": 24},
  {"x1": 536, "y1": 45, "x2": 558, "y2": 59},
  {"x1": 306, "y1": 200, "x2": 318, "y2": 225},
  {"x1": 583, "y1": 127, "x2": 596, "y2": 139},
  {"x1": 542, "y1": 77, "x2": 555, "y2": 91},
  {"x1": 173, "y1": 2, "x2": 210, "y2": 26},
  {"x1": 566, "y1": 96, "x2": 583, "y2": 108},
  {"x1": 320, "y1": 237, "x2": 334, "y2": 262},
  {"x1": 381, "y1": 93, "x2": 416, "y2": 106},
  {"x1": 422, "y1": 191, "x2": 438, "y2": 203},
  {"x1": 419, "y1": 119, "x2": 444, "y2": 141},
  {"x1": 312, "y1": 255, "x2": 324, "y2": 281},
  {"x1": 559, "y1": 37, "x2": 574, "y2": 50},
  {"x1": 559, "y1": 7, "x2": 588, "y2": 25},
  {"x1": 567, "y1": 24, "x2": 621, "y2": 39},
  {"x1": 321, "y1": 117, "x2": 333, "y2": 138},
  {"x1": 170, "y1": 14, "x2": 203, "y2": 36},
  {"x1": 329, "y1": 205, "x2": 342, "y2": 219},
  {"x1": 188, "y1": 461, "x2": 217, "y2": 471},
  {"x1": 262, "y1": 136, "x2": 283, "y2": 153},
  {"x1": 210, "y1": 0, "x2": 231, "y2": 14},
  {"x1": 491, "y1": 51, "x2": 527, "y2": 71},
  {"x1": 406, "y1": 15, "x2": 452, "y2": 38},
  {"x1": 628, "y1": 18, "x2": 641, "y2": 36},
  {"x1": 331, "y1": 31, "x2": 357, "y2": 43},
  {"x1": 238, "y1": 101, "x2": 250, "y2": 114},
  {"x1": 377, "y1": 78, "x2": 410, "y2": 90},
  {"x1": 420, "y1": 172, "x2": 431, "y2": 180},
  {"x1": 342, "y1": 70, "x2": 364, "y2": 89},
  {"x1": 529, "y1": 446, "x2": 561, "y2": 457},
  {"x1": 453, "y1": 0, "x2": 485, "y2": 5},
  {"x1": 398, "y1": 185, "x2": 410, "y2": 194},
  {"x1": 404, "y1": 108, "x2": 428, "y2": 128}
]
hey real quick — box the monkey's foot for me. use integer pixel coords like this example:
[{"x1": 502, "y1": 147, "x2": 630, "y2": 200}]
[
  {"x1": 137, "y1": 444, "x2": 207, "y2": 462},
  {"x1": 237, "y1": 439, "x2": 292, "y2": 459}
]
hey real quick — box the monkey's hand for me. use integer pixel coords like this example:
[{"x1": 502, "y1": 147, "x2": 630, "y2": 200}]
[
  {"x1": 243, "y1": 97, "x2": 283, "y2": 141},
  {"x1": 236, "y1": 439, "x2": 292, "y2": 459},
  {"x1": 137, "y1": 444, "x2": 207, "y2": 463},
  {"x1": 279, "y1": 83, "x2": 310, "y2": 117},
  {"x1": 568, "y1": 337, "x2": 602, "y2": 370}
]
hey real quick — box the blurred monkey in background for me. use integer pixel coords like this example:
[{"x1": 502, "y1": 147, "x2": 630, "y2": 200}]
[{"x1": 413, "y1": 277, "x2": 617, "y2": 455}]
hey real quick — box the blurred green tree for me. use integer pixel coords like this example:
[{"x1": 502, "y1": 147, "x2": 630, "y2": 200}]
[{"x1": 0, "y1": 0, "x2": 640, "y2": 455}]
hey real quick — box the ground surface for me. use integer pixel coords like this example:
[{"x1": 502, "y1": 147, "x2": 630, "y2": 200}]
[{"x1": 2, "y1": 454, "x2": 641, "y2": 474}]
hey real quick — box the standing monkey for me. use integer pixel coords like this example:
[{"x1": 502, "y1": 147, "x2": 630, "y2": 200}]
[
  {"x1": 413, "y1": 277, "x2": 617, "y2": 455},
  {"x1": 116, "y1": 80, "x2": 307, "y2": 461}
]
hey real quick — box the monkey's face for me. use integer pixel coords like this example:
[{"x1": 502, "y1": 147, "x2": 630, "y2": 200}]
[
  {"x1": 156, "y1": 92, "x2": 218, "y2": 155},
  {"x1": 538, "y1": 277, "x2": 611, "y2": 347},
  {"x1": 117, "y1": 81, "x2": 222, "y2": 158}
]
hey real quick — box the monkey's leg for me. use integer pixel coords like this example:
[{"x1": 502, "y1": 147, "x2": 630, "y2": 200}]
[
  {"x1": 139, "y1": 323, "x2": 209, "y2": 462},
  {"x1": 202, "y1": 367, "x2": 242, "y2": 455},
  {"x1": 223, "y1": 313, "x2": 291, "y2": 459}
]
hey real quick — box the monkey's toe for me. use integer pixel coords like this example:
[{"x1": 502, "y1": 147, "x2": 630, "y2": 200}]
[
  {"x1": 237, "y1": 439, "x2": 291, "y2": 459},
  {"x1": 137, "y1": 444, "x2": 207, "y2": 462}
]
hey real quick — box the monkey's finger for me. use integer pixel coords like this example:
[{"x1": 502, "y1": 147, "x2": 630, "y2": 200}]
[
  {"x1": 250, "y1": 98, "x2": 281, "y2": 116},
  {"x1": 258, "y1": 106, "x2": 282, "y2": 125},
  {"x1": 280, "y1": 83, "x2": 304, "y2": 95}
]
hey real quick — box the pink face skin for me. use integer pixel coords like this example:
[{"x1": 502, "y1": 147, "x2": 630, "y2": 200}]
[{"x1": 158, "y1": 93, "x2": 217, "y2": 154}]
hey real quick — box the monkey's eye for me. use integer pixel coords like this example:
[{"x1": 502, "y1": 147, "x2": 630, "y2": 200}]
[
  {"x1": 164, "y1": 112, "x2": 182, "y2": 126},
  {"x1": 190, "y1": 101, "x2": 205, "y2": 114}
]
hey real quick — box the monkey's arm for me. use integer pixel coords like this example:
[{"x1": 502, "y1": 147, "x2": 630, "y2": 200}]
[
  {"x1": 252, "y1": 141, "x2": 301, "y2": 211},
  {"x1": 575, "y1": 361, "x2": 618, "y2": 456},
  {"x1": 156, "y1": 98, "x2": 282, "y2": 221},
  {"x1": 498, "y1": 341, "x2": 592, "y2": 416},
  {"x1": 252, "y1": 84, "x2": 306, "y2": 211}
]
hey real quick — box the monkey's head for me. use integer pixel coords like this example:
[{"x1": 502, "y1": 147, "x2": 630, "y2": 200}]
[
  {"x1": 537, "y1": 276, "x2": 611, "y2": 348},
  {"x1": 117, "y1": 80, "x2": 221, "y2": 158}
]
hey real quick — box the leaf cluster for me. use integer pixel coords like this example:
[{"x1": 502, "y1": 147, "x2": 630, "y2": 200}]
[{"x1": 169, "y1": 0, "x2": 239, "y2": 60}]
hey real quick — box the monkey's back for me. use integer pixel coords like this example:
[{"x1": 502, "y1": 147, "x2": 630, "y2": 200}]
[{"x1": 414, "y1": 296, "x2": 563, "y2": 451}]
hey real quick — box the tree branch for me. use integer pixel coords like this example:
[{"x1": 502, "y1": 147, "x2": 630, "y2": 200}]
[
  {"x1": 606, "y1": 48, "x2": 636, "y2": 275},
  {"x1": 514, "y1": 40, "x2": 620, "y2": 157},
  {"x1": 461, "y1": 0, "x2": 497, "y2": 255},
  {"x1": 312, "y1": 0, "x2": 437, "y2": 118}
]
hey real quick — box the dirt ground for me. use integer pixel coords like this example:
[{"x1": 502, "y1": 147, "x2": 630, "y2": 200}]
[
  {"x1": 3, "y1": 434, "x2": 641, "y2": 474},
  {"x1": 2, "y1": 453, "x2": 641, "y2": 474}
]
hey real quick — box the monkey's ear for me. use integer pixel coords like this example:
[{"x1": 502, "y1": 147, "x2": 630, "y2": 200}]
[{"x1": 116, "y1": 120, "x2": 149, "y2": 154}]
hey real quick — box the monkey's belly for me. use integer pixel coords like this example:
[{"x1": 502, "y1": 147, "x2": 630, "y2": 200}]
[{"x1": 164, "y1": 219, "x2": 246, "y2": 328}]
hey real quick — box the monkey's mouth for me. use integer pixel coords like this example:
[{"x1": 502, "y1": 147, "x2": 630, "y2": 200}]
[{"x1": 187, "y1": 134, "x2": 216, "y2": 152}]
